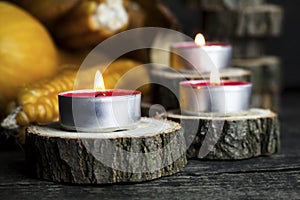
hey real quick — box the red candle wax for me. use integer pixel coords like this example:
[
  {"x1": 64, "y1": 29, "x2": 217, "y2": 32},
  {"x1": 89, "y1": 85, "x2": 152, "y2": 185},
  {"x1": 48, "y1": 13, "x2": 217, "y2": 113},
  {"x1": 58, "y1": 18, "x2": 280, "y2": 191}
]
[
  {"x1": 59, "y1": 89, "x2": 141, "y2": 98},
  {"x1": 58, "y1": 89, "x2": 142, "y2": 132},
  {"x1": 180, "y1": 80, "x2": 251, "y2": 87},
  {"x1": 170, "y1": 40, "x2": 232, "y2": 71},
  {"x1": 171, "y1": 41, "x2": 231, "y2": 49}
]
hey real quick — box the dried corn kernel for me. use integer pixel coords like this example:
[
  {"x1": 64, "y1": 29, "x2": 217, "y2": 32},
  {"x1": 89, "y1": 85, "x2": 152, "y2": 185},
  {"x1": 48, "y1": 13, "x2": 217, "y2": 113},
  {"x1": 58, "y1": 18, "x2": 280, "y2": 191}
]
[
  {"x1": 14, "y1": 67, "x2": 77, "y2": 125},
  {"x1": 16, "y1": 111, "x2": 29, "y2": 126},
  {"x1": 22, "y1": 103, "x2": 36, "y2": 122}
]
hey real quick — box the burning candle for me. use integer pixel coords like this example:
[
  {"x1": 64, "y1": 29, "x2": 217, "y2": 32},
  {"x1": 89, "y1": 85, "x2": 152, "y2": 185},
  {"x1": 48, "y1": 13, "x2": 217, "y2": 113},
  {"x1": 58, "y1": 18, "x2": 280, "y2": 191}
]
[
  {"x1": 58, "y1": 71, "x2": 141, "y2": 132},
  {"x1": 170, "y1": 33, "x2": 232, "y2": 72},
  {"x1": 179, "y1": 71, "x2": 252, "y2": 114}
]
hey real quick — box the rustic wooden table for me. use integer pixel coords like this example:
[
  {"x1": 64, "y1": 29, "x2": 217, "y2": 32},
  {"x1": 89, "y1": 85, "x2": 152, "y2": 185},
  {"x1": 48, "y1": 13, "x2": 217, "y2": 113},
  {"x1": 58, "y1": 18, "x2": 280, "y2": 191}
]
[{"x1": 0, "y1": 91, "x2": 299, "y2": 199}]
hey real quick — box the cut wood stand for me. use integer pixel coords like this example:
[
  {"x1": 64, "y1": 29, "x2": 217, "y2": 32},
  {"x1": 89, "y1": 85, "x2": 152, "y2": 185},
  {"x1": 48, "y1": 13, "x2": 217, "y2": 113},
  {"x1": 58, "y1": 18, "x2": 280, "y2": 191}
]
[
  {"x1": 25, "y1": 118, "x2": 187, "y2": 184},
  {"x1": 167, "y1": 109, "x2": 280, "y2": 160}
]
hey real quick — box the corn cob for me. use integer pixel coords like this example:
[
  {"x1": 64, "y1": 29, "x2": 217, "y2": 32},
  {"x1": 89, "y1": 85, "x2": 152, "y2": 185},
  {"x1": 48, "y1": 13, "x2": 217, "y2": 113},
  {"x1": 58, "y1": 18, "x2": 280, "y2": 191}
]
[
  {"x1": 55, "y1": 0, "x2": 129, "y2": 49},
  {"x1": 3, "y1": 59, "x2": 148, "y2": 128},
  {"x1": 15, "y1": 67, "x2": 77, "y2": 126}
]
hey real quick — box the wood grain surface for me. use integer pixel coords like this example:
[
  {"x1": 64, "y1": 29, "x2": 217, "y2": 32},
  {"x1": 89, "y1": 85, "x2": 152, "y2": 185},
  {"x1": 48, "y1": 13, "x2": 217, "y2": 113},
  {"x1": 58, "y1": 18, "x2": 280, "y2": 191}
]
[{"x1": 0, "y1": 91, "x2": 299, "y2": 199}]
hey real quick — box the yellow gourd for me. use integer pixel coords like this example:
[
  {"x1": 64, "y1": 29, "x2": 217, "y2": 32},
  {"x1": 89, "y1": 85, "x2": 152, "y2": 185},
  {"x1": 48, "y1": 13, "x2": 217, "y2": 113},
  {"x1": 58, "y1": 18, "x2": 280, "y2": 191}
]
[{"x1": 0, "y1": 2, "x2": 58, "y2": 114}]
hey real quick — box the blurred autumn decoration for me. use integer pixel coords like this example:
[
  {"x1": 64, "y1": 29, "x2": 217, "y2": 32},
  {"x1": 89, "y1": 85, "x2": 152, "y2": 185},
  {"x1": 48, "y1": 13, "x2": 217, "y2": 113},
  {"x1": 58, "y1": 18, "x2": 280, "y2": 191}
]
[{"x1": 0, "y1": 0, "x2": 180, "y2": 143}]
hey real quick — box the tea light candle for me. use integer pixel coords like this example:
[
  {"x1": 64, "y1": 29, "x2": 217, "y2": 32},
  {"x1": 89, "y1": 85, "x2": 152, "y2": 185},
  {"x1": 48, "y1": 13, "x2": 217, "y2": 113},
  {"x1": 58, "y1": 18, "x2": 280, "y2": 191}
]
[
  {"x1": 58, "y1": 71, "x2": 141, "y2": 132},
  {"x1": 170, "y1": 33, "x2": 232, "y2": 72},
  {"x1": 179, "y1": 78, "x2": 252, "y2": 115}
]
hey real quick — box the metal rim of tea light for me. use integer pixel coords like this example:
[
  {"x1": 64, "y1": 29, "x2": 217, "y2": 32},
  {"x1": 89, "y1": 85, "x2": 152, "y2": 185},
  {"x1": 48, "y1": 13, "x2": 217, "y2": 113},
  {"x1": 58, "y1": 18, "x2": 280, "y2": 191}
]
[
  {"x1": 58, "y1": 89, "x2": 141, "y2": 132},
  {"x1": 170, "y1": 42, "x2": 232, "y2": 72},
  {"x1": 179, "y1": 80, "x2": 252, "y2": 115}
]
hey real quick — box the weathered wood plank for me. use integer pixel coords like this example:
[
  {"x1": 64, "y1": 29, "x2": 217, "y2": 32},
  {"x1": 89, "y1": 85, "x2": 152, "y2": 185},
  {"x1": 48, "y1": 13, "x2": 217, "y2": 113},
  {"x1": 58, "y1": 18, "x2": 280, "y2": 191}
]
[
  {"x1": 0, "y1": 153, "x2": 300, "y2": 199},
  {"x1": 0, "y1": 92, "x2": 299, "y2": 199},
  {"x1": 0, "y1": 132, "x2": 299, "y2": 199},
  {"x1": 2, "y1": 126, "x2": 300, "y2": 183},
  {"x1": 1, "y1": 171, "x2": 300, "y2": 199}
]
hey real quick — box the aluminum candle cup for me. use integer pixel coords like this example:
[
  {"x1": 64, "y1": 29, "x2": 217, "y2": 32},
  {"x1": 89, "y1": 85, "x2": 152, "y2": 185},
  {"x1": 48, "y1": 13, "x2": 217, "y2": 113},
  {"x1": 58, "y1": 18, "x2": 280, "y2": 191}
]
[
  {"x1": 58, "y1": 89, "x2": 141, "y2": 132},
  {"x1": 170, "y1": 42, "x2": 232, "y2": 72},
  {"x1": 179, "y1": 80, "x2": 252, "y2": 115}
]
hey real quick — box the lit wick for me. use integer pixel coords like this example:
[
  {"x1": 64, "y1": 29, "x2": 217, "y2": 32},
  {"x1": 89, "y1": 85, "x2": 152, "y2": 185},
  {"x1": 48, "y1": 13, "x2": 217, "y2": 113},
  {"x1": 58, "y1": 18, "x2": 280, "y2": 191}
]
[
  {"x1": 195, "y1": 33, "x2": 206, "y2": 46},
  {"x1": 94, "y1": 70, "x2": 106, "y2": 97},
  {"x1": 94, "y1": 70, "x2": 105, "y2": 90},
  {"x1": 195, "y1": 33, "x2": 221, "y2": 86},
  {"x1": 210, "y1": 69, "x2": 221, "y2": 86}
]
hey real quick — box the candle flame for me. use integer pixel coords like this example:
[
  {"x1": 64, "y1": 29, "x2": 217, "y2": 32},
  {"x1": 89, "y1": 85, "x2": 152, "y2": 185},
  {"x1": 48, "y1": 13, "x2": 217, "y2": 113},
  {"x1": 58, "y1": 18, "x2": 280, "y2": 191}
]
[
  {"x1": 195, "y1": 33, "x2": 206, "y2": 46},
  {"x1": 94, "y1": 70, "x2": 106, "y2": 90},
  {"x1": 210, "y1": 69, "x2": 221, "y2": 86}
]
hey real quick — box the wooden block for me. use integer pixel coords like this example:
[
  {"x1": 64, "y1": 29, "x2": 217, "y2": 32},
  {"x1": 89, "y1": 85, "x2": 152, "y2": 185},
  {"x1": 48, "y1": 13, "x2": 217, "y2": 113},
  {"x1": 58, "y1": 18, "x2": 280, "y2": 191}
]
[
  {"x1": 252, "y1": 89, "x2": 280, "y2": 112},
  {"x1": 232, "y1": 38, "x2": 266, "y2": 58},
  {"x1": 232, "y1": 56, "x2": 281, "y2": 111},
  {"x1": 25, "y1": 118, "x2": 187, "y2": 184},
  {"x1": 208, "y1": 37, "x2": 266, "y2": 59},
  {"x1": 150, "y1": 67, "x2": 251, "y2": 110},
  {"x1": 203, "y1": 4, "x2": 283, "y2": 38},
  {"x1": 167, "y1": 109, "x2": 280, "y2": 160},
  {"x1": 201, "y1": 0, "x2": 265, "y2": 9}
]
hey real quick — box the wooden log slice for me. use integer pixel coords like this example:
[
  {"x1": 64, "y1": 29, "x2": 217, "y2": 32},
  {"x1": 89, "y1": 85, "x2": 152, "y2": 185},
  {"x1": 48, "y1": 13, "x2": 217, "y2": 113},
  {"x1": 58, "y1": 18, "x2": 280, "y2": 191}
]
[
  {"x1": 232, "y1": 56, "x2": 281, "y2": 111},
  {"x1": 167, "y1": 109, "x2": 280, "y2": 160},
  {"x1": 201, "y1": 0, "x2": 265, "y2": 9},
  {"x1": 203, "y1": 4, "x2": 283, "y2": 38},
  {"x1": 232, "y1": 38, "x2": 266, "y2": 59},
  {"x1": 25, "y1": 118, "x2": 187, "y2": 184},
  {"x1": 150, "y1": 67, "x2": 251, "y2": 110},
  {"x1": 204, "y1": 37, "x2": 266, "y2": 59}
]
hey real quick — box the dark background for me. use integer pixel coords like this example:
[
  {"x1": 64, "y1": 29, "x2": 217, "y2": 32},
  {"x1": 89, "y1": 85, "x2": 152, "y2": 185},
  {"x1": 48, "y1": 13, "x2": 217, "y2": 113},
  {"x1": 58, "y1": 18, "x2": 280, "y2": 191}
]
[{"x1": 161, "y1": 0, "x2": 300, "y2": 90}]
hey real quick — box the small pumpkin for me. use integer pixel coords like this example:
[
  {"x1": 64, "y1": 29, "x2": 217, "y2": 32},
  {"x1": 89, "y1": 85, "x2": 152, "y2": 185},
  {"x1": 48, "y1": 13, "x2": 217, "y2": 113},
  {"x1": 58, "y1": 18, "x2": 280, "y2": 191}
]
[{"x1": 0, "y1": 2, "x2": 58, "y2": 115}]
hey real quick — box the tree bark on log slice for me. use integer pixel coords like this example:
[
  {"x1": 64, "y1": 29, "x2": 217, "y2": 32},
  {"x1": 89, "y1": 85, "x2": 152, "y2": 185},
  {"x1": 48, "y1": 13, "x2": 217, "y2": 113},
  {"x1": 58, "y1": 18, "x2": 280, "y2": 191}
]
[
  {"x1": 203, "y1": 5, "x2": 283, "y2": 38},
  {"x1": 150, "y1": 67, "x2": 251, "y2": 110},
  {"x1": 232, "y1": 56, "x2": 281, "y2": 111},
  {"x1": 201, "y1": 0, "x2": 265, "y2": 9},
  {"x1": 25, "y1": 118, "x2": 187, "y2": 184},
  {"x1": 167, "y1": 109, "x2": 280, "y2": 160}
]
